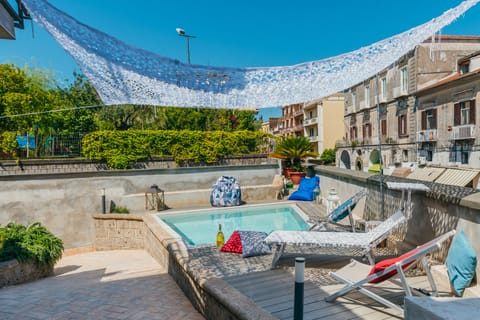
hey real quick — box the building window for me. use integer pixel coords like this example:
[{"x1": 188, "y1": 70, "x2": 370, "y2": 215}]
[
  {"x1": 401, "y1": 67, "x2": 408, "y2": 93},
  {"x1": 454, "y1": 100, "x2": 475, "y2": 125},
  {"x1": 365, "y1": 86, "x2": 370, "y2": 108},
  {"x1": 381, "y1": 77, "x2": 387, "y2": 101},
  {"x1": 362, "y1": 123, "x2": 372, "y2": 138},
  {"x1": 398, "y1": 114, "x2": 407, "y2": 136},
  {"x1": 421, "y1": 109, "x2": 437, "y2": 130},
  {"x1": 381, "y1": 119, "x2": 387, "y2": 136},
  {"x1": 309, "y1": 128, "x2": 315, "y2": 137},
  {"x1": 350, "y1": 126, "x2": 358, "y2": 140}
]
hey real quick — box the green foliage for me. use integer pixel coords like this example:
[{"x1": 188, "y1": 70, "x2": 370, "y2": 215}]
[
  {"x1": 112, "y1": 206, "x2": 129, "y2": 214},
  {"x1": 320, "y1": 148, "x2": 336, "y2": 165},
  {"x1": 270, "y1": 136, "x2": 319, "y2": 171},
  {"x1": 0, "y1": 131, "x2": 17, "y2": 156},
  {"x1": 0, "y1": 222, "x2": 64, "y2": 267},
  {"x1": 81, "y1": 130, "x2": 271, "y2": 169}
]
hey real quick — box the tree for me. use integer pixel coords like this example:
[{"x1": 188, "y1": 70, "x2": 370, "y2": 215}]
[
  {"x1": 320, "y1": 148, "x2": 336, "y2": 165},
  {"x1": 269, "y1": 136, "x2": 318, "y2": 171}
]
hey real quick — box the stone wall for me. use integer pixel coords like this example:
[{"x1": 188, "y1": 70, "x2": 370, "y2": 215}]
[
  {"x1": 0, "y1": 161, "x2": 280, "y2": 250},
  {"x1": 0, "y1": 259, "x2": 53, "y2": 288},
  {"x1": 0, "y1": 155, "x2": 274, "y2": 176},
  {"x1": 315, "y1": 165, "x2": 480, "y2": 281}
]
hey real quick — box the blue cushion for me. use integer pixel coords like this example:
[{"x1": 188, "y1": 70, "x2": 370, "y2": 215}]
[
  {"x1": 297, "y1": 176, "x2": 319, "y2": 192},
  {"x1": 288, "y1": 190, "x2": 314, "y2": 201},
  {"x1": 288, "y1": 176, "x2": 319, "y2": 201},
  {"x1": 238, "y1": 231, "x2": 271, "y2": 258},
  {"x1": 330, "y1": 198, "x2": 355, "y2": 223},
  {"x1": 446, "y1": 230, "x2": 477, "y2": 296}
]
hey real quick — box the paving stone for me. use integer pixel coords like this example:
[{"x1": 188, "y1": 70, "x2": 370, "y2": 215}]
[{"x1": 0, "y1": 250, "x2": 204, "y2": 320}]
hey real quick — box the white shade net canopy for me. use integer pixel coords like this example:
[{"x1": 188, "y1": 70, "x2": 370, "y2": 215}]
[{"x1": 22, "y1": 0, "x2": 480, "y2": 109}]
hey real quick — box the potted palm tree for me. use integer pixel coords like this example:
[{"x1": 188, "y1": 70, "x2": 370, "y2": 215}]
[{"x1": 270, "y1": 136, "x2": 319, "y2": 184}]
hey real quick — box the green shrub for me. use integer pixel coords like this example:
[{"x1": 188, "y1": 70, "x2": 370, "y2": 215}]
[
  {"x1": 81, "y1": 130, "x2": 271, "y2": 169},
  {"x1": 320, "y1": 148, "x2": 336, "y2": 165},
  {"x1": 0, "y1": 222, "x2": 64, "y2": 267},
  {"x1": 0, "y1": 131, "x2": 18, "y2": 157},
  {"x1": 112, "y1": 206, "x2": 129, "y2": 214}
]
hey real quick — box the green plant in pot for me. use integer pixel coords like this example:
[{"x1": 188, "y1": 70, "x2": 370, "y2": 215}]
[{"x1": 269, "y1": 136, "x2": 318, "y2": 184}]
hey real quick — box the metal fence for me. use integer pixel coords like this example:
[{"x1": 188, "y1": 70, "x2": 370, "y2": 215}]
[{"x1": 14, "y1": 133, "x2": 84, "y2": 158}]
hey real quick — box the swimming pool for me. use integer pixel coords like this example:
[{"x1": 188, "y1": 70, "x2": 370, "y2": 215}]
[{"x1": 156, "y1": 203, "x2": 311, "y2": 246}]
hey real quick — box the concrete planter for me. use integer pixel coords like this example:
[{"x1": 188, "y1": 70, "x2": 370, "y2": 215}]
[{"x1": 0, "y1": 259, "x2": 53, "y2": 288}]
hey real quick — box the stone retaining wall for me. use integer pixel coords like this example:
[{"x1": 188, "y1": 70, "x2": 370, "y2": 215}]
[
  {"x1": 0, "y1": 259, "x2": 53, "y2": 288},
  {"x1": 0, "y1": 155, "x2": 273, "y2": 176}
]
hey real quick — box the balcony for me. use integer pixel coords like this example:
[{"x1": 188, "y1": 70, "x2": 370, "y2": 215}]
[
  {"x1": 393, "y1": 86, "x2": 408, "y2": 98},
  {"x1": 304, "y1": 117, "x2": 318, "y2": 126},
  {"x1": 417, "y1": 129, "x2": 437, "y2": 142},
  {"x1": 335, "y1": 140, "x2": 351, "y2": 148},
  {"x1": 293, "y1": 109, "x2": 303, "y2": 117},
  {"x1": 308, "y1": 136, "x2": 319, "y2": 142},
  {"x1": 450, "y1": 124, "x2": 475, "y2": 140},
  {"x1": 294, "y1": 124, "x2": 304, "y2": 131}
]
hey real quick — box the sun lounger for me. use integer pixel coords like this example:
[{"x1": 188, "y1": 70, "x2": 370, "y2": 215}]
[
  {"x1": 264, "y1": 210, "x2": 407, "y2": 268},
  {"x1": 310, "y1": 189, "x2": 367, "y2": 232},
  {"x1": 324, "y1": 230, "x2": 456, "y2": 312}
]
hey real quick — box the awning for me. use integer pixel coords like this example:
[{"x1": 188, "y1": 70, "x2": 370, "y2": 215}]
[
  {"x1": 407, "y1": 167, "x2": 446, "y2": 182},
  {"x1": 434, "y1": 168, "x2": 480, "y2": 188},
  {"x1": 391, "y1": 167, "x2": 412, "y2": 178}
]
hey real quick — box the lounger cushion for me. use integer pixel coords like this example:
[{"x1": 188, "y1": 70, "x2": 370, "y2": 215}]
[
  {"x1": 220, "y1": 231, "x2": 243, "y2": 254},
  {"x1": 330, "y1": 198, "x2": 354, "y2": 223},
  {"x1": 446, "y1": 230, "x2": 477, "y2": 296},
  {"x1": 367, "y1": 249, "x2": 418, "y2": 283},
  {"x1": 288, "y1": 176, "x2": 319, "y2": 201},
  {"x1": 238, "y1": 231, "x2": 271, "y2": 258}
]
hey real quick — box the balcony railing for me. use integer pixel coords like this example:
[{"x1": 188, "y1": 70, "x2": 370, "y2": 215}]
[
  {"x1": 304, "y1": 117, "x2": 318, "y2": 126},
  {"x1": 308, "y1": 136, "x2": 318, "y2": 142},
  {"x1": 450, "y1": 124, "x2": 475, "y2": 140},
  {"x1": 416, "y1": 129, "x2": 437, "y2": 142},
  {"x1": 294, "y1": 124, "x2": 304, "y2": 131}
]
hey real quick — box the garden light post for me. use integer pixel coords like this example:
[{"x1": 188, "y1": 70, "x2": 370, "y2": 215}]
[
  {"x1": 176, "y1": 27, "x2": 196, "y2": 64},
  {"x1": 101, "y1": 188, "x2": 106, "y2": 214}
]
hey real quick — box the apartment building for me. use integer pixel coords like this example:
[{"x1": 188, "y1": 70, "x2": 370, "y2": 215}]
[
  {"x1": 279, "y1": 103, "x2": 304, "y2": 137},
  {"x1": 261, "y1": 117, "x2": 282, "y2": 136},
  {"x1": 337, "y1": 35, "x2": 480, "y2": 171},
  {"x1": 416, "y1": 51, "x2": 480, "y2": 168},
  {"x1": 303, "y1": 94, "x2": 345, "y2": 154}
]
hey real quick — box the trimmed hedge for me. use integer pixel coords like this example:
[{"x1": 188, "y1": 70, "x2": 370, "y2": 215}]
[{"x1": 81, "y1": 130, "x2": 271, "y2": 169}]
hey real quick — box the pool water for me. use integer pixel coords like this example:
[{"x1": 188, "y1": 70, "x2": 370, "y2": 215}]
[{"x1": 157, "y1": 204, "x2": 310, "y2": 246}]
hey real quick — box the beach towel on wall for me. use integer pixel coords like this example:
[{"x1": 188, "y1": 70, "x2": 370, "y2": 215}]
[{"x1": 210, "y1": 176, "x2": 242, "y2": 207}]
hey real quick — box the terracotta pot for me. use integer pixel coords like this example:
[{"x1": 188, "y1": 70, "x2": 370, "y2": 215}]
[
  {"x1": 290, "y1": 172, "x2": 306, "y2": 185},
  {"x1": 283, "y1": 167, "x2": 294, "y2": 179}
]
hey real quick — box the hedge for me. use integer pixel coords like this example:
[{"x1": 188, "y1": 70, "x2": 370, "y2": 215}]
[{"x1": 81, "y1": 130, "x2": 271, "y2": 169}]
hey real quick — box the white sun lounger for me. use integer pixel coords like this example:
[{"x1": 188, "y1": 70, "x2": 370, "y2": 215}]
[
  {"x1": 325, "y1": 230, "x2": 456, "y2": 312},
  {"x1": 264, "y1": 210, "x2": 406, "y2": 268}
]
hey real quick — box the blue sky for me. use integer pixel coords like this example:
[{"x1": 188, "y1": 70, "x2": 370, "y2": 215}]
[{"x1": 2, "y1": 0, "x2": 480, "y2": 119}]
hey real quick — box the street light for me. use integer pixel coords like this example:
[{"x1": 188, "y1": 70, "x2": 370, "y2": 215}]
[{"x1": 176, "y1": 27, "x2": 196, "y2": 64}]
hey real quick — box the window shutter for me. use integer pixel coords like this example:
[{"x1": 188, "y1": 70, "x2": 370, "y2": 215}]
[
  {"x1": 432, "y1": 109, "x2": 437, "y2": 128},
  {"x1": 368, "y1": 124, "x2": 372, "y2": 137},
  {"x1": 421, "y1": 111, "x2": 427, "y2": 130},
  {"x1": 398, "y1": 116, "x2": 401, "y2": 135},
  {"x1": 470, "y1": 100, "x2": 476, "y2": 124},
  {"x1": 454, "y1": 103, "x2": 460, "y2": 126}
]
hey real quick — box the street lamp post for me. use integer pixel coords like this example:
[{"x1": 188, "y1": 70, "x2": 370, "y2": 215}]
[{"x1": 176, "y1": 27, "x2": 196, "y2": 64}]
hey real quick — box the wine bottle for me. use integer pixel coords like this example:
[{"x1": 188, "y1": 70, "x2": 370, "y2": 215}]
[{"x1": 216, "y1": 224, "x2": 225, "y2": 248}]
